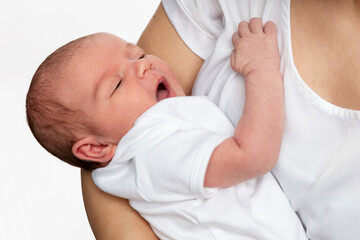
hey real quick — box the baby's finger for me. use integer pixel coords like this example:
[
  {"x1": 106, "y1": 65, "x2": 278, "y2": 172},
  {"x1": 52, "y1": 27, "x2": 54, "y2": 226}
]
[
  {"x1": 249, "y1": 18, "x2": 263, "y2": 34},
  {"x1": 232, "y1": 32, "x2": 241, "y2": 47},
  {"x1": 264, "y1": 21, "x2": 277, "y2": 35},
  {"x1": 230, "y1": 49, "x2": 239, "y2": 72},
  {"x1": 238, "y1": 21, "x2": 250, "y2": 37},
  {"x1": 230, "y1": 49, "x2": 244, "y2": 74}
]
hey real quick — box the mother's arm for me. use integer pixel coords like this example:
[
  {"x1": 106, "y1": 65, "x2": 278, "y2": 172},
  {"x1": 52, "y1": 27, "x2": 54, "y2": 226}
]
[
  {"x1": 81, "y1": 170, "x2": 158, "y2": 239},
  {"x1": 81, "y1": 3, "x2": 204, "y2": 239},
  {"x1": 137, "y1": 3, "x2": 204, "y2": 95}
]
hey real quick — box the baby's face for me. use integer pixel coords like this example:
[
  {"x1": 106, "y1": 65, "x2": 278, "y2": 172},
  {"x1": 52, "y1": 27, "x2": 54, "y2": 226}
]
[{"x1": 57, "y1": 33, "x2": 185, "y2": 143}]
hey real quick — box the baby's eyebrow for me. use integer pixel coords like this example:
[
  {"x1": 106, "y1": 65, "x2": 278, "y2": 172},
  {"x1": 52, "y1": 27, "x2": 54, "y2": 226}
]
[
  {"x1": 126, "y1": 42, "x2": 143, "y2": 56},
  {"x1": 93, "y1": 71, "x2": 108, "y2": 100},
  {"x1": 126, "y1": 42, "x2": 137, "y2": 49}
]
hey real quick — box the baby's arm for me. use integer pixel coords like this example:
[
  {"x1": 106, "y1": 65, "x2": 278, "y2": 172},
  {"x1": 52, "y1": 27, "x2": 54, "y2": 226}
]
[{"x1": 204, "y1": 18, "x2": 284, "y2": 188}]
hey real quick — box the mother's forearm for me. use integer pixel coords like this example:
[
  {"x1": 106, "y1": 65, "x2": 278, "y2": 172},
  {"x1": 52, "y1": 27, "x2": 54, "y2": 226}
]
[{"x1": 81, "y1": 170, "x2": 159, "y2": 240}]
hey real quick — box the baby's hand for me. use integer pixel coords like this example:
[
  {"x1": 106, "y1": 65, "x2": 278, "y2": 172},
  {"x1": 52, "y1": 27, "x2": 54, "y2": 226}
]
[{"x1": 231, "y1": 18, "x2": 280, "y2": 77}]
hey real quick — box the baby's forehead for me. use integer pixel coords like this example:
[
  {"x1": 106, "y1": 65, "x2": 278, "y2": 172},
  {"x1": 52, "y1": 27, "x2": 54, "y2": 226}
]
[
  {"x1": 91, "y1": 33, "x2": 140, "y2": 51},
  {"x1": 88, "y1": 33, "x2": 126, "y2": 46}
]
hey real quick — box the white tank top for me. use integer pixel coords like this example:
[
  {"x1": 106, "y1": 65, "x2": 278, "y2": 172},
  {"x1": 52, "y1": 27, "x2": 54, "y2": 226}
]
[{"x1": 163, "y1": 0, "x2": 360, "y2": 239}]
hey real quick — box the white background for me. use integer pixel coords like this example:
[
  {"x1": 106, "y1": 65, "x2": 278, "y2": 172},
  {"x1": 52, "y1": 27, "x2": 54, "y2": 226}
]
[{"x1": 0, "y1": 1, "x2": 159, "y2": 239}]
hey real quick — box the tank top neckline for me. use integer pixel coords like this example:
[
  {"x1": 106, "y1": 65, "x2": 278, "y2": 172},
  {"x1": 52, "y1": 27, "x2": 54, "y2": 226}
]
[{"x1": 282, "y1": 0, "x2": 360, "y2": 120}]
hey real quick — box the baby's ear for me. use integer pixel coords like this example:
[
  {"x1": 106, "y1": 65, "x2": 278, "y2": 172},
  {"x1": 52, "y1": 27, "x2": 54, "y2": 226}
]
[{"x1": 72, "y1": 136, "x2": 116, "y2": 163}]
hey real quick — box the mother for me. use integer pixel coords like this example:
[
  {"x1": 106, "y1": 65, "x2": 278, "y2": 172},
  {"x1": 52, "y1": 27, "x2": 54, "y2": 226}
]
[{"x1": 81, "y1": 1, "x2": 360, "y2": 239}]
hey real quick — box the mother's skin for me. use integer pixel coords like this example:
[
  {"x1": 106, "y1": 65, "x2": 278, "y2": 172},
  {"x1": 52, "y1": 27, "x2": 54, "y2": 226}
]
[{"x1": 81, "y1": 1, "x2": 360, "y2": 239}]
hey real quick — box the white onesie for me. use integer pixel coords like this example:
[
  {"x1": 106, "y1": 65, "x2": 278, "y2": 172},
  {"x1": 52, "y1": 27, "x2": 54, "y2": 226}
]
[
  {"x1": 92, "y1": 96, "x2": 307, "y2": 240},
  {"x1": 162, "y1": 1, "x2": 360, "y2": 239}
]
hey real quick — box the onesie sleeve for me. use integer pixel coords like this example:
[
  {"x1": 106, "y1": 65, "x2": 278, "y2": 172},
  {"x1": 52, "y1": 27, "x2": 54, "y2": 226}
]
[
  {"x1": 162, "y1": 0, "x2": 225, "y2": 59},
  {"x1": 134, "y1": 125, "x2": 229, "y2": 202}
]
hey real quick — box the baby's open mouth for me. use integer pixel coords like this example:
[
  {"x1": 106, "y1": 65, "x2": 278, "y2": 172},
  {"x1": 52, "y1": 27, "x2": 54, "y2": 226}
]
[{"x1": 156, "y1": 78, "x2": 171, "y2": 101}]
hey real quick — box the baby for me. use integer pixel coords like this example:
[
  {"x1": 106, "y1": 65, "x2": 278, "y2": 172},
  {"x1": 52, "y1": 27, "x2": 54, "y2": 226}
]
[{"x1": 26, "y1": 19, "x2": 307, "y2": 240}]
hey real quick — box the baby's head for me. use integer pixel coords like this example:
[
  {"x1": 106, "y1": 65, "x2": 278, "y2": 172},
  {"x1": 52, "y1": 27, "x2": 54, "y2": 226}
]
[{"x1": 26, "y1": 33, "x2": 185, "y2": 170}]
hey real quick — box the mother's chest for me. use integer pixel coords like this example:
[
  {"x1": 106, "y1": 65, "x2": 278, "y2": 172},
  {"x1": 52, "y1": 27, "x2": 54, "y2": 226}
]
[{"x1": 291, "y1": 0, "x2": 360, "y2": 110}]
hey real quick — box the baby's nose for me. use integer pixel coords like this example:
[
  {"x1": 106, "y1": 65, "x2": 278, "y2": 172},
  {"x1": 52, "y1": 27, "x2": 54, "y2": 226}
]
[{"x1": 135, "y1": 58, "x2": 153, "y2": 79}]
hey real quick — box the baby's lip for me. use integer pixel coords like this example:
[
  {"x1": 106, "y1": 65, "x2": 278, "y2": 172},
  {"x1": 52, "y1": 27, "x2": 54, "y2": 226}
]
[{"x1": 156, "y1": 76, "x2": 175, "y2": 101}]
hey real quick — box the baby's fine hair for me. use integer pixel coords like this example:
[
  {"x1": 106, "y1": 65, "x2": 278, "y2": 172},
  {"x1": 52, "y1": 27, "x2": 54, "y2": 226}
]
[{"x1": 26, "y1": 34, "x2": 102, "y2": 170}]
